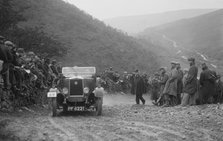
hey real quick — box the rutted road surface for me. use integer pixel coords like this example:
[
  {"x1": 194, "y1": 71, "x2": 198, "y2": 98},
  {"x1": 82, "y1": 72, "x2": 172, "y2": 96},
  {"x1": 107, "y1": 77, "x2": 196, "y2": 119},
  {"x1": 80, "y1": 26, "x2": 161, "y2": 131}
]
[{"x1": 0, "y1": 94, "x2": 223, "y2": 141}]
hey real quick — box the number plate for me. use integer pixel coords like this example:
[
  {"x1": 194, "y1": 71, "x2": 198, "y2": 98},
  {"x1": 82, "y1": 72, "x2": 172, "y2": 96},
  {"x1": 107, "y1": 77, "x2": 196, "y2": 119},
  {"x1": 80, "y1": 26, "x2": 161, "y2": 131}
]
[
  {"x1": 68, "y1": 107, "x2": 85, "y2": 111},
  {"x1": 47, "y1": 92, "x2": 57, "y2": 97}
]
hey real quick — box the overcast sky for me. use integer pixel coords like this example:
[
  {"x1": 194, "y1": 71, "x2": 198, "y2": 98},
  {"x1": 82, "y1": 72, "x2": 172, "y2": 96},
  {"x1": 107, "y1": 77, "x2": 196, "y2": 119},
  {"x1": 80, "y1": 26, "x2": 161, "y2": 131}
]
[{"x1": 64, "y1": 0, "x2": 223, "y2": 20}]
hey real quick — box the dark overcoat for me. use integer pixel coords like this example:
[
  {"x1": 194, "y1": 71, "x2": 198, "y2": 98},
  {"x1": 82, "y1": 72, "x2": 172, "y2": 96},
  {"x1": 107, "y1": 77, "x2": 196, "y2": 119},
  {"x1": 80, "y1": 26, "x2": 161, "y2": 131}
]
[
  {"x1": 199, "y1": 69, "x2": 216, "y2": 103},
  {"x1": 183, "y1": 65, "x2": 198, "y2": 95}
]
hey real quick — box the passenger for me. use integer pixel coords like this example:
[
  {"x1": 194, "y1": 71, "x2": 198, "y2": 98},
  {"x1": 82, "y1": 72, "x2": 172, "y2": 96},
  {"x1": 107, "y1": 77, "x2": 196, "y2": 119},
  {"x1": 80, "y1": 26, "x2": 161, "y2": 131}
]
[{"x1": 181, "y1": 58, "x2": 198, "y2": 106}]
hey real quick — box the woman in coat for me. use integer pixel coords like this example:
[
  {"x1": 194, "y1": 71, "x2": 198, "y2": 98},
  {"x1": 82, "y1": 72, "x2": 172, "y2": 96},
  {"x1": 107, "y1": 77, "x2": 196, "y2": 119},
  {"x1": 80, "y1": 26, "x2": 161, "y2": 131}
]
[{"x1": 162, "y1": 62, "x2": 178, "y2": 106}]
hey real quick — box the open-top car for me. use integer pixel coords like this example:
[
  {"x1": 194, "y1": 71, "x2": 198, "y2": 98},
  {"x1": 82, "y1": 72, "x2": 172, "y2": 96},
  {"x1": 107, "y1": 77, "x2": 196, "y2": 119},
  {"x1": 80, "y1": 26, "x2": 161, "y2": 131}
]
[{"x1": 47, "y1": 66, "x2": 103, "y2": 116}]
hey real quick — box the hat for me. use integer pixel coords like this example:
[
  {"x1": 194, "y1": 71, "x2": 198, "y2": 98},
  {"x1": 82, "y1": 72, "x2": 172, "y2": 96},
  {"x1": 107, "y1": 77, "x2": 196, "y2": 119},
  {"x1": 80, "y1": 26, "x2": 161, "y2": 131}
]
[
  {"x1": 28, "y1": 51, "x2": 35, "y2": 54},
  {"x1": 183, "y1": 68, "x2": 189, "y2": 72},
  {"x1": 0, "y1": 35, "x2": 5, "y2": 40},
  {"x1": 4, "y1": 41, "x2": 14, "y2": 47},
  {"x1": 171, "y1": 61, "x2": 177, "y2": 64},
  {"x1": 17, "y1": 48, "x2": 24, "y2": 52},
  {"x1": 155, "y1": 72, "x2": 159, "y2": 76},
  {"x1": 188, "y1": 57, "x2": 195, "y2": 62},
  {"x1": 159, "y1": 67, "x2": 166, "y2": 71},
  {"x1": 52, "y1": 60, "x2": 56, "y2": 64}
]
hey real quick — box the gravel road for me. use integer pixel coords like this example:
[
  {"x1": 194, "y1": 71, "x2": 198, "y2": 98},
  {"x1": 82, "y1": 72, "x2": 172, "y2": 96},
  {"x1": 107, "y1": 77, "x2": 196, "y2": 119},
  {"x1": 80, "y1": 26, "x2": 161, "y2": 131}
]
[{"x1": 0, "y1": 94, "x2": 223, "y2": 141}]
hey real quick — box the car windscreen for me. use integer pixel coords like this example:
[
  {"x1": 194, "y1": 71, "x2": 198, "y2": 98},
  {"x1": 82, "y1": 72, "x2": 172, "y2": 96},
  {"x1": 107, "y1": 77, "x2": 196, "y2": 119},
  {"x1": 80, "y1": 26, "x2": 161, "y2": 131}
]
[{"x1": 62, "y1": 67, "x2": 96, "y2": 78}]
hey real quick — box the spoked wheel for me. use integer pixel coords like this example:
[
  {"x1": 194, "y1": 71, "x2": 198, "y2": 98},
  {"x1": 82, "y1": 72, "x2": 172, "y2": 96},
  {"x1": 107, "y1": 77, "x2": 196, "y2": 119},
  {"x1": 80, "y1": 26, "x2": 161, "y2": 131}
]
[
  {"x1": 52, "y1": 97, "x2": 57, "y2": 117},
  {"x1": 95, "y1": 98, "x2": 102, "y2": 116}
]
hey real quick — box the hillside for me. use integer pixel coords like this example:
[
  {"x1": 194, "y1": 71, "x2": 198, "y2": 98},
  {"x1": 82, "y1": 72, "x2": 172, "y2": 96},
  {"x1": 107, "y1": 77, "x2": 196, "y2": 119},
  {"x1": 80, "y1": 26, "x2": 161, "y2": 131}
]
[
  {"x1": 2, "y1": 0, "x2": 160, "y2": 72},
  {"x1": 143, "y1": 9, "x2": 223, "y2": 63},
  {"x1": 104, "y1": 9, "x2": 216, "y2": 34}
]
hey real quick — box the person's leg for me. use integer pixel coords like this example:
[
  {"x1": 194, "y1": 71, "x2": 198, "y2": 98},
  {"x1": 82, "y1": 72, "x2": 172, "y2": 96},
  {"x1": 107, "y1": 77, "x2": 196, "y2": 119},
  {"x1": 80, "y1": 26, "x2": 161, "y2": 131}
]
[
  {"x1": 189, "y1": 93, "x2": 197, "y2": 106},
  {"x1": 139, "y1": 93, "x2": 145, "y2": 105},
  {"x1": 151, "y1": 89, "x2": 156, "y2": 102},
  {"x1": 177, "y1": 94, "x2": 181, "y2": 105},
  {"x1": 162, "y1": 94, "x2": 170, "y2": 107},
  {"x1": 136, "y1": 94, "x2": 140, "y2": 104},
  {"x1": 181, "y1": 93, "x2": 190, "y2": 106},
  {"x1": 4, "y1": 68, "x2": 11, "y2": 90}
]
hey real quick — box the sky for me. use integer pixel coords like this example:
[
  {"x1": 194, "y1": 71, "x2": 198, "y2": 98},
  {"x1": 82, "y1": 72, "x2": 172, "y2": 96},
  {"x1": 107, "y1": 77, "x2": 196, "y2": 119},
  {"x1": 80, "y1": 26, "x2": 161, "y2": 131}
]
[{"x1": 64, "y1": 0, "x2": 223, "y2": 20}]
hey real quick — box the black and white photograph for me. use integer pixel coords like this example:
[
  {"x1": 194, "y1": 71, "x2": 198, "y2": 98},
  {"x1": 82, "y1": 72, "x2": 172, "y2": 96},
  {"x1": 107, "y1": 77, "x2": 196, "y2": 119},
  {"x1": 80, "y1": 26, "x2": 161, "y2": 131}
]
[{"x1": 0, "y1": 0, "x2": 223, "y2": 140}]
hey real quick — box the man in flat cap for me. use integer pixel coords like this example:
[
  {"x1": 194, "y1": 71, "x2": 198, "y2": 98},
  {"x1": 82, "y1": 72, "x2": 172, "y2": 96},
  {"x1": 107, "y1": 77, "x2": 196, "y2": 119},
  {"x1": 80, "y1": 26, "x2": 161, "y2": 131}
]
[{"x1": 181, "y1": 58, "x2": 198, "y2": 106}]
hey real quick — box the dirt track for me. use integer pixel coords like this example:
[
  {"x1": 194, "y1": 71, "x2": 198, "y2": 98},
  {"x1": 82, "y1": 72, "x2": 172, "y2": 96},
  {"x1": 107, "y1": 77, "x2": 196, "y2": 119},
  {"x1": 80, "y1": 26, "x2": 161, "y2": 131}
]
[{"x1": 0, "y1": 94, "x2": 223, "y2": 141}]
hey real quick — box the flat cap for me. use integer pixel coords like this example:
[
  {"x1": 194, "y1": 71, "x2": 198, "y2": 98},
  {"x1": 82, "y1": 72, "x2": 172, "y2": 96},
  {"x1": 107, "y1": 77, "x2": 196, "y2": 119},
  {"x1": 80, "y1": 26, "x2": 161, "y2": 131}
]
[
  {"x1": 0, "y1": 35, "x2": 5, "y2": 40},
  {"x1": 4, "y1": 41, "x2": 14, "y2": 46},
  {"x1": 155, "y1": 72, "x2": 160, "y2": 76},
  {"x1": 159, "y1": 67, "x2": 166, "y2": 71},
  {"x1": 171, "y1": 61, "x2": 177, "y2": 64}
]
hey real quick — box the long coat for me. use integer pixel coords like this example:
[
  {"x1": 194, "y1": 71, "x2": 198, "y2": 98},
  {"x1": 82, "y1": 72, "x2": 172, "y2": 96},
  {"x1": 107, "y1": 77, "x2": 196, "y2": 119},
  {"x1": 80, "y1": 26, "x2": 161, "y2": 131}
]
[
  {"x1": 177, "y1": 69, "x2": 184, "y2": 94},
  {"x1": 199, "y1": 69, "x2": 216, "y2": 103},
  {"x1": 163, "y1": 68, "x2": 178, "y2": 97},
  {"x1": 183, "y1": 65, "x2": 198, "y2": 95},
  {"x1": 136, "y1": 76, "x2": 145, "y2": 95},
  {"x1": 159, "y1": 73, "x2": 169, "y2": 94}
]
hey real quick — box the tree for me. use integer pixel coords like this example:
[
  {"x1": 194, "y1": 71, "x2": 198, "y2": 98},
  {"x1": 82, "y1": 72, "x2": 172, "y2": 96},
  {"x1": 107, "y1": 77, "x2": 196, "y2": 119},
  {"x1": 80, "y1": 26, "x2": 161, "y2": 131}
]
[{"x1": 0, "y1": 0, "x2": 24, "y2": 31}]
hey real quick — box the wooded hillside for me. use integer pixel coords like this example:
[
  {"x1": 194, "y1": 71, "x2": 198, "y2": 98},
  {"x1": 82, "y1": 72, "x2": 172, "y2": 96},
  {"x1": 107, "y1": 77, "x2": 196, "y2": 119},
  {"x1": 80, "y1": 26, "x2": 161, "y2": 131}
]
[{"x1": 1, "y1": 0, "x2": 160, "y2": 72}]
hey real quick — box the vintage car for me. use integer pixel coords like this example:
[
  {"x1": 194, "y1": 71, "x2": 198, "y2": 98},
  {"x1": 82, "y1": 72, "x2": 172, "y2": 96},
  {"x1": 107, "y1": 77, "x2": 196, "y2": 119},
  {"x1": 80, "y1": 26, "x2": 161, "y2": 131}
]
[{"x1": 47, "y1": 66, "x2": 103, "y2": 116}]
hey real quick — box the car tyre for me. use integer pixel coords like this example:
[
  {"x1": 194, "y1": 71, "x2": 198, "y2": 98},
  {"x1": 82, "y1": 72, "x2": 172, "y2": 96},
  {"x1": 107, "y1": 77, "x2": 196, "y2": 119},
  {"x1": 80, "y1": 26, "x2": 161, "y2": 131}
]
[
  {"x1": 52, "y1": 97, "x2": 57, "y2": 117},
  {"x1": 95, "y1": 98, "x2": 102, "y2": 116}
]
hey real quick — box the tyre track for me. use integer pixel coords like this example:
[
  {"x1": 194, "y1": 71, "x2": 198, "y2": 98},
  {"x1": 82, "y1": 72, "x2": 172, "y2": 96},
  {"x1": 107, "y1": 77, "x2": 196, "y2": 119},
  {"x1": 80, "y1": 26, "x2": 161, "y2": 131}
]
[
  {"x1": 48, "y1": 117, "x2": 79, "y2": 140},
  {"x1": 60, "y1": 116, "x2": 104, "y2": 141}
]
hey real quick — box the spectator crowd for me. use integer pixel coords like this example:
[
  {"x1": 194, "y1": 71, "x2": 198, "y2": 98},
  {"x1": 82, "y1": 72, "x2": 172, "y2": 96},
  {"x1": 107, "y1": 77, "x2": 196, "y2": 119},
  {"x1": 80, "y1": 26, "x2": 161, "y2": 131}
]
[
  {"x1": 0, "y1": 34, "x2": 222, "y2": 109},
  {"x1": 0, "y1": 35, "x2": 62, "y2": 108},
  {"x1": 100, "y1": 59, "x2": 223, "y2": 107}
]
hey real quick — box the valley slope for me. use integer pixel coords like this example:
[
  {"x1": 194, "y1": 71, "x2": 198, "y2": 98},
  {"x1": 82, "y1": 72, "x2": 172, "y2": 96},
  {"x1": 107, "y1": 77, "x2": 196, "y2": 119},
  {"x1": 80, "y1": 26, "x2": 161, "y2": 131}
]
[
  {"x1": 104, "y1": 9, "x2": 216, "y2": 34},
  {"x1": 6, "y1": 0, "x2": 160, "y2": 72},
  {"x1": 139, "y1": 9, "x2": 223, "y2": 73}
]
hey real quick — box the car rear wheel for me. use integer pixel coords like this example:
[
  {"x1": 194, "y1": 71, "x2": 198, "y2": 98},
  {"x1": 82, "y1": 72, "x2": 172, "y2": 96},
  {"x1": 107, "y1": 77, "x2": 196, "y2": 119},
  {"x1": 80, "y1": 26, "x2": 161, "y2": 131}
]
[
  {"x1": 95, "y1": 98, "x2": 102, "y2": 116},
  {"x1": 52, "y1": 97, "x2": 57, "y2": 117}
]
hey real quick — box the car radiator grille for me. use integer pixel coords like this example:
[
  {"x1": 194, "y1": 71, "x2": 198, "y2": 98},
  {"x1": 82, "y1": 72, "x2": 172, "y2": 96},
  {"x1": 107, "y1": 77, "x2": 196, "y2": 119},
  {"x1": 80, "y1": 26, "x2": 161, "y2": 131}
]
[{"x1": 69, "y1": 79, "x2": 83, "y2": 95}]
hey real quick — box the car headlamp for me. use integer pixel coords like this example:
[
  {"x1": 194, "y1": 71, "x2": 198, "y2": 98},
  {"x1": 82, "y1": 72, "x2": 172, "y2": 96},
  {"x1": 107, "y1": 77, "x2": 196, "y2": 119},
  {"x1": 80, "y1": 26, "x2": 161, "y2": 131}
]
[
  {"x1": 62, "y1": 87, "x2": 68, "y2": 95},
  {"x1": 83, "y1": 87, "x2": 90, "y2": 94}
]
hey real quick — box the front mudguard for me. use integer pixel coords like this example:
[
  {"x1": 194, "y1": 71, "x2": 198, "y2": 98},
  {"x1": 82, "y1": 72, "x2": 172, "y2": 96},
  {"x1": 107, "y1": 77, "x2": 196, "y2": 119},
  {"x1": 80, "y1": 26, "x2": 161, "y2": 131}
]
[{"x1": 56, "y1": 93, "x2": 65, "y2": 106}]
